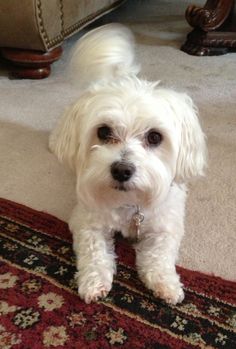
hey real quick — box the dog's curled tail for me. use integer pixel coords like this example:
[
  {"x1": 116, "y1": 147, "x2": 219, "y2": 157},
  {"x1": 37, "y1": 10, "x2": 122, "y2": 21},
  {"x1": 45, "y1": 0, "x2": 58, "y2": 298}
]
[{"x1": 69, "y1": 24, "x2": 140, "y2": 89}]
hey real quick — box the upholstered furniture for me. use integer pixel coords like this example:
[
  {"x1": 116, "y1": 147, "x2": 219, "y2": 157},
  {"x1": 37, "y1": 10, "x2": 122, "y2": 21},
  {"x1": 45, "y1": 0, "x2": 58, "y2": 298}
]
[
  {"x1": 0, "y1": 0, "x2": 124, "y2": 78},
  {"x1": 182, "y1": 0, "x2": 236, "y2": 56}
]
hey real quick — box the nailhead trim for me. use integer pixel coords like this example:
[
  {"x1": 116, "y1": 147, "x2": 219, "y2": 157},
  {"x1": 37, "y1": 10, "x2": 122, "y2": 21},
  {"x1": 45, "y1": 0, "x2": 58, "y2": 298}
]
[
  {"x1": 59, "y1": 0, "x2": 65, "y2": 38},
  {"x1": 47, "y1": 0, "x2": 125, "y2": 49},
  {"x1": 36, "y1": 0, "x2": 50, "y2": 48},
  {"x1": 35, "y1": 0, "x2": 124, "y2": 50}
]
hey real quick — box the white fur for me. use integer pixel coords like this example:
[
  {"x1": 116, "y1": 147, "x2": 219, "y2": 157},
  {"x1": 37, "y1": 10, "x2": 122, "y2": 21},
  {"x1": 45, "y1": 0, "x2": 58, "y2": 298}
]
[{"x1": 49, "y1": 24, "x2": 207, "y2": 305}]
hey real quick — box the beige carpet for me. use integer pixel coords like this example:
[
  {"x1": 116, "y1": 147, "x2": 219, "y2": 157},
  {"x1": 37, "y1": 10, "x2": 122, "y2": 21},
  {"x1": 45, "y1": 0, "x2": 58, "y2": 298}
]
[{"x1": 0, "y1": 0, "x2": 235, "y2": 280}]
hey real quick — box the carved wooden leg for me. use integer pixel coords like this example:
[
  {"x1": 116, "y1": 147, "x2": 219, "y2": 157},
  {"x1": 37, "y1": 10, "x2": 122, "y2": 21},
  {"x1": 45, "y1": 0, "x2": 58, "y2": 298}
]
[
  {"x1": 181, "y1": 0, "x2": 236, "y2": 56},
  {"x1": 0, "y1": 47, "x2": 62, "y2": 79}
]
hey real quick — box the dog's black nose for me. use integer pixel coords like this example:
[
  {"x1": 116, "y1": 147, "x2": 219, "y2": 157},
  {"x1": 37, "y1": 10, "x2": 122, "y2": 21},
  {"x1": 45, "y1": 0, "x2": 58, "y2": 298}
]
[{"x1": 111, "y1": 161, "x2": 136, "y2": 182}]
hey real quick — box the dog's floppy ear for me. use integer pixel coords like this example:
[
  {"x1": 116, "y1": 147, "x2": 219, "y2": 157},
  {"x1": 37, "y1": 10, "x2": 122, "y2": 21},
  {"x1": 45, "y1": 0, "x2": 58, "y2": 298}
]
[
  {"x1": 49, "y1": 98, "x2": 86, "y2": 171},
  {"x1": 174, "y1": 93, "x2": 207, "y2": 181}
]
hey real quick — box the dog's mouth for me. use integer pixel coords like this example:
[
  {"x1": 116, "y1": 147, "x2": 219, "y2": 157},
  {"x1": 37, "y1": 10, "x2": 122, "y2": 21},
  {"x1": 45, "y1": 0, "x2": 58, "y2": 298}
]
[
  {"x1": 112, "y1": 182, "x2": 133, "y2": 192},
  {"x1": 114, "y1": 184, "x2": 128, "y2": 192}
]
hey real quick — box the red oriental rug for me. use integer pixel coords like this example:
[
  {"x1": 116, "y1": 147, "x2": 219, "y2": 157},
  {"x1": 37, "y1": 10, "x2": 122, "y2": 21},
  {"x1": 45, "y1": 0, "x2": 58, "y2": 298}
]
[{"x1": 0, "y1": 198, "x2": 235, "y2": 349}]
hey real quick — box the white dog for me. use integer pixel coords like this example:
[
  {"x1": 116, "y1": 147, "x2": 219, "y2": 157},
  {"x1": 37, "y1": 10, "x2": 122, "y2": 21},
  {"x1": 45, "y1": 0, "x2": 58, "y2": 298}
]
[{"x1": 49, "y1": 24, "x2": 206, "y2": 305}]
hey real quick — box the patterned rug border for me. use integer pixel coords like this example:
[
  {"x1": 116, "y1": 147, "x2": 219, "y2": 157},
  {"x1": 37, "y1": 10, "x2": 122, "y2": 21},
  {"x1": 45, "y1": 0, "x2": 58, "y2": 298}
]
[{"x1": 0, "y1": 198, "x2": 71, "y2": 241}]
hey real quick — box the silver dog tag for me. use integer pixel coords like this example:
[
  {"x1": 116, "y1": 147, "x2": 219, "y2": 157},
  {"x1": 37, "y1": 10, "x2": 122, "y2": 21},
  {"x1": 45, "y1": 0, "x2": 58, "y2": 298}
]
[{"x1": 129, "y1": 207, "x2": 144, "y2": 241}]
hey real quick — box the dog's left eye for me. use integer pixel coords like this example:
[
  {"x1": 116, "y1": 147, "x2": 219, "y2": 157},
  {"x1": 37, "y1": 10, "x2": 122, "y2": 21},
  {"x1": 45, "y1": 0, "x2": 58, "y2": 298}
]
[
  {"x1": 146, "y1": 130, "x2": 163, "y2": 146},
  {"x1": 97, "y1": 125, "x2": 112, "y2": 141}
]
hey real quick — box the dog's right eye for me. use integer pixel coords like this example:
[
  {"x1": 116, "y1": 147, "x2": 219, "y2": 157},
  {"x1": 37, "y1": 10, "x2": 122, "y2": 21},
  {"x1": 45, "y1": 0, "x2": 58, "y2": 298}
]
[{"x1": 97, "y1": 125, "x2": 112, "y2": 141}]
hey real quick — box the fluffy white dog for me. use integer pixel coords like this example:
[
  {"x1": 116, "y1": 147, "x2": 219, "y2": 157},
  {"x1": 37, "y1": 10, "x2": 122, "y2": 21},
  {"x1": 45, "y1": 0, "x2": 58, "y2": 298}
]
[{"x1": 49, "y1": 24, "x2": 207, "y2": 305}]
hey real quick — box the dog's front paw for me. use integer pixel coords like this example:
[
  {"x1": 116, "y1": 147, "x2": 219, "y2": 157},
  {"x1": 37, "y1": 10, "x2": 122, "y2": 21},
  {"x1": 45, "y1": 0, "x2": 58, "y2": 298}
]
[
  {"x1": 141, "y1": 271, "x2": 184, "y2": 305},
  {"x1": 153, "y1": 280, "x2": 184, "y2": 305},
  {"x1": 80, "y1": 285, "x2": 111, "y2": 304},
  {"x1": 76, "y1": 272, "x2": 112, "y2": 304}
]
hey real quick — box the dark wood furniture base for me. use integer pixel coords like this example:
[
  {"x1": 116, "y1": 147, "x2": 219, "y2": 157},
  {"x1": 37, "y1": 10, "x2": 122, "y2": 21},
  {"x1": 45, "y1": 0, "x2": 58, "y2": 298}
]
[
  {"x1": 0, "y1": 47, "x2": 62, "y2": 79},
  {"x1": 181, "y1": 0, "x2": 236, "y2": 56}
]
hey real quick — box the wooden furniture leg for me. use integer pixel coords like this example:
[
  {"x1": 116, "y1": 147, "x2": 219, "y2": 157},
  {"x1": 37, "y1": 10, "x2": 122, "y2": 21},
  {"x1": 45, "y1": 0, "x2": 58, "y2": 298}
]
[
  {"x1": 181, "y1": 0, "x2": 236, "y2": 56},
  {"x1": 0, "y1": 47, "x2": 62, "y2": 79}
]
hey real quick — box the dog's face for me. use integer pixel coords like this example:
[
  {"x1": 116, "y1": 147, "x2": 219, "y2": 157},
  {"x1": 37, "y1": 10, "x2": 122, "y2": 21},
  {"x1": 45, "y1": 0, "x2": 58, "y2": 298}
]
[
  {"x1": 51, "y1": 78, "x2": 206, "y2": 209},
  {"x1": 76, "y1": 86, "x2": 179, "y2": 209}
]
